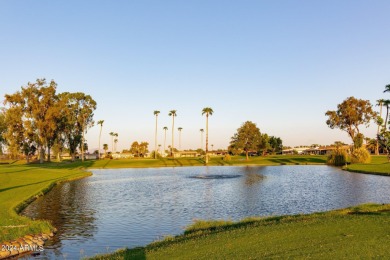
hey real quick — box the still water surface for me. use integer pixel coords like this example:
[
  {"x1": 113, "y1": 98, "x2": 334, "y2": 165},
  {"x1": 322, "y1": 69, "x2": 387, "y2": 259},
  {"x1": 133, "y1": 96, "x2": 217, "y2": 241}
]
[{"x1": 22, "y1": 166, "x2": 390, "y2": 259}]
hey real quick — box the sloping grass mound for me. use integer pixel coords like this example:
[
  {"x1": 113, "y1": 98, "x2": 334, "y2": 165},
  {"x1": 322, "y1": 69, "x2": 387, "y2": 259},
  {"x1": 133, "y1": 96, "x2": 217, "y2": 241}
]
[
  {"x1": 89, "y1": 203, "x2": 390, "y2": 259},
  {"x1": 0, "y1": 163, "x2": 91, "y2": 242}
]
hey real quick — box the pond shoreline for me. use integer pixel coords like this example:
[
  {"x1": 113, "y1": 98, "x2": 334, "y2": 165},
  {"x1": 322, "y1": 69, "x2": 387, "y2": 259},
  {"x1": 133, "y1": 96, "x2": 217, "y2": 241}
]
[{"x1": 0, "y1": 166, "x2": 92, "y2": 259}]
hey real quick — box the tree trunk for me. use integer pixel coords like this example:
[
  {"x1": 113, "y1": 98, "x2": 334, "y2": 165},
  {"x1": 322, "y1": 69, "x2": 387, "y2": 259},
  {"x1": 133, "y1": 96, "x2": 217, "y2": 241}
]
[
  {"x1": 155, "y1": 115, "x2": 158, "y2": 159},
  {"x1": 246, "y1": 151, "x2": 249, "y2": 161},
  {"x1": 47, "y1": 145, "x2": 51, "y2": 162},
  {"x1": 205, "y1": 115, "x2": 209, "y2": 164},
  {"x1": 164, "y1": 131, "x2": 166, "y2": 157},
  {"x1": 171, "y1": 117, "x2": 175, "y2": 156},
  {"x1": 385, "y1": 105, "x2": 389, "y2": 131},
  {"x1": 40, "y1": 146, "x2": 44, "y2": 164},
  {"x1": 81, "y1": 127, "x2": 85, "y2": 162},
  {"x1": 98, "y1": 126, "x2": 102, "y2": 160}
]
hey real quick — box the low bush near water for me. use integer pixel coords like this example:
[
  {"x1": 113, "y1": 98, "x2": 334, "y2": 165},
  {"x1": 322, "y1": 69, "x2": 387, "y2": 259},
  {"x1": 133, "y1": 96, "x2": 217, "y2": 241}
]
[
  {"x1": 327, "y1": 149, "x2": 348, "y2": 166},
  {"x1": 351, "y1": 147, "x2": 371, "y2": 164}
]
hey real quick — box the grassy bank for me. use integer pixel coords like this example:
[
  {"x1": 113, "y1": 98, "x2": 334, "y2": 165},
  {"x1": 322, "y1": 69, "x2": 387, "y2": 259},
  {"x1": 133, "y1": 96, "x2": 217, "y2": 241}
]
[
  {"x1": 345, "y1": 155, "x2": 390, "y2": 176},
  {"x1": 0, "y1": 162, "x2": 91, "y2": 242},
  {"x1": 90, "y1": 203, "x2": 390, "y2": 259},
  {"x1": 44, "y1": 155, "x2": 327, "y2": 169}
]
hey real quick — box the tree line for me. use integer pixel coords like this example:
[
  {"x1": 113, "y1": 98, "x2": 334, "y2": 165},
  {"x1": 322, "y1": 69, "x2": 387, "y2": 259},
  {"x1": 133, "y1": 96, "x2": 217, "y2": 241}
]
[
  {"x1": 325, "y1": 84, "x2": 390, "y2": 163},
  {"x1": 228, "y1": 121, "x2": 283, "y2": 160},
  {"x1": 1, "y1": 79, "x2": 96, "y2": 163}
]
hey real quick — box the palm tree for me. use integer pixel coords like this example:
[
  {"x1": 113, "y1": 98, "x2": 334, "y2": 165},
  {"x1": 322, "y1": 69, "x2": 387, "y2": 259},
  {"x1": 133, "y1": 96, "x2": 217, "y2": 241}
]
[
  {"x1": 109, "y1": 132, "x2": 114, "y2": 153},
  {"x1": 200, "y1": 129, "x2": 204, "y2": 150},
  {"x1": 178, "y1": 127, "x2": 183, "y2": 150},
  {"x1": 114, "y1": 133, "x2": 118, "y2": 153},
  {"x1": 163, "y1": 126, "x2": 168, "y2": 157},
  {"x1": 202, "y1": 107, "x2": 214, "y2": 164},
  {"x1": 168, "y1": 110, "x2": 177, "y2": 156},
  {"x1": 97, "y1": 120, "x2": 104, "y2": 159},
  {"x1": 384, "y1": 84, "x2": 390, "y2": 93},
  {"x1": 211, "y1": 144, "x2": 214, "y2": 151},
  {"x1": 103, "y1": 143, "x2": 108, "y2": 157},
  {"x1": 154, "y1": 111, "x2": 160, "y2": 159},
  {"x1": 375, "y1": 100, "x2": 385, "y2": 155},
  {"x1": 383, "y1": 100, "x2": 390, "y2": 131},
  {"x1": 114, "y1": 138, "x2": 118, "y2": 153}
]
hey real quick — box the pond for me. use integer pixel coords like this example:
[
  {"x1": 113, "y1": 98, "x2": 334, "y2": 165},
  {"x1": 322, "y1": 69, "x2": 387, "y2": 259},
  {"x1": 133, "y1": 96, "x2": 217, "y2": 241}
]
[{"x1": 21, "y1": 165, "x2": 390, "y2": 259}]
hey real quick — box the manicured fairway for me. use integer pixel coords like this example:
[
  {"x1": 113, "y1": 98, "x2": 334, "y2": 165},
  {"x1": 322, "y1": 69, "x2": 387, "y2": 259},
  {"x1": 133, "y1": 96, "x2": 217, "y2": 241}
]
[
  {"x1": 90, "y1": 204, "x2": 390, "y2": 259},
  {"x1": 52, "y1": 155, "x2": 327, "y2": 169},
  {"x1": 0, "y1": 163, "x2": 91, "y2": 242},
  {"x1": 346, "y1": 155, "x2": 390, "y2": 176}
]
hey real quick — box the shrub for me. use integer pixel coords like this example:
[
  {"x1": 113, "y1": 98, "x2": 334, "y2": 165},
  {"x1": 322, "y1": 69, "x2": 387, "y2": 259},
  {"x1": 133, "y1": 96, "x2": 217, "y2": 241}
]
[
  {"x1": 327, "y1": 149, "x2": 348, "y2": 166},
  {"x1": 150, "y1": 151, "x2": 162, "y2": 159},
  {"x1": 351, "y1": 147, "x2": 371, "y2": 164},
  {"x1": 223, "y1": 154, "x2": 232, "y2": 162}
]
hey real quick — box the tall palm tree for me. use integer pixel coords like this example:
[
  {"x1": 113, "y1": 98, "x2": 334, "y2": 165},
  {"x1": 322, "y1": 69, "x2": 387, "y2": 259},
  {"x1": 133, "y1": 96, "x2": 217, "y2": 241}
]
[
  {"x1": 163, "y1": 126, "x2": 168, "y2": 157},
  {"x1": 178, "y1": 127, "x2": 183, "y2": 150},
  {"x1": 97, "y1": 120, "x2": 104, "y2": 159},
  {"x1": 375, "y1": 100, "x2": 385, "y2": 155},
  {"x1": 109, "y1": 132, "x2": 114, "y2": 153},
  {"x1": 202, "y1": 107, "x2": 214, "y2": 164},
  {"x1": 114, "y1": 133, "x2": 118, "y2": 153},
  {"x1": 168, "y1": 110, "x2": 177, "y2": 156},
  {"x1": 384, "y1": 84, "x2": 390, "y2": 93},
  {"x1": 103, "y1": 144, "x2": 108, "y2": 157},
  {"x1": 114, "y1": 138, "x2": 118, "y2": 153},
  {"x1": 383, "y1": 100, "x2": 390, "y2": 131},
  {"x1": 154, "y1": 111, "x2": 160, "y2": 159},
  {"x1": 200, "y1": 129, "x2": 204, "y2": 150}
]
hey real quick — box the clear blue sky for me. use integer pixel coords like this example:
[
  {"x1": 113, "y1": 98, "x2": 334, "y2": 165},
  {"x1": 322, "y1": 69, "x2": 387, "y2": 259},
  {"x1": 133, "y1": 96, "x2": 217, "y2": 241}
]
[{"x1": 1, "y1": 1, "x2": 389, "y2": 152}]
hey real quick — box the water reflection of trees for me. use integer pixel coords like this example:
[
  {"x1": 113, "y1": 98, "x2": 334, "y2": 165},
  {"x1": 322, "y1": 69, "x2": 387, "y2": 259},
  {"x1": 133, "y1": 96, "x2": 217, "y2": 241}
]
[
  {"x1": 22, "y1": 178, "x2": 97, "y2": 256},
  {"x1": 243, "y1": 167, "x2": 265, "y2": 186}
]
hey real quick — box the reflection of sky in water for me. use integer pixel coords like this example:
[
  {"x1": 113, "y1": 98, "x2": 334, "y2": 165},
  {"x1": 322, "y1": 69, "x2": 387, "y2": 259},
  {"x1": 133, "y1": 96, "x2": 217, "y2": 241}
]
[{"x1": 21, "y1": 166, "x2": 390, "y2": 259}]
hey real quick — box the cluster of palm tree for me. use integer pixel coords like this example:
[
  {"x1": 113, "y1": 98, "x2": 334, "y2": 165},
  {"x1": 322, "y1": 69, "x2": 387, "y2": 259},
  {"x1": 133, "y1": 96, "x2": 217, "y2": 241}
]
[
  {"x1": 375, "y1": 84, "x2": 390, "y2": 155},
  {"x1": 109, "y1": 132, "x2": 118, "y2": 153},
  {"x1": 153, "y1": 107, "x2": 213, "y2": 163}
]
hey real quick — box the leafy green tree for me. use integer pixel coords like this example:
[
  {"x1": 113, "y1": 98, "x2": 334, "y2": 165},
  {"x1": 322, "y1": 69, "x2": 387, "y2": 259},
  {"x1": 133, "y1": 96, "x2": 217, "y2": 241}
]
[
  {"x1": 130, "y1": 141, "x2": 140, "y2": 157},
  {"x1": 202, "y1": 107, "x2": 213, "y2": 164},
  {"x1": 58, "y1": 92, "x2": 96, "y2": 161},
  {"x1": 325, "y1": 97, "x2": 377, "y2": 147},
  {"x1": 230, "y1": 121, "x2": 262, "y2": 160},
  {"x1": 97, "y1": 120, "x2": 104, "y2": 159},
  {"x1": 0, "y1": 108, "x2": 6, "y2": 155},
  {"x1": 153, "y1": 111, "x2": 160, "y2": 159},
  {"x1": 4, "y1": 79, "x2": 60, "y2": 163},
  {"x1": 168, "y1": 110, "x2": 177, "y2": 156},
  {"x1": 139, "y1": 142, "x2": 149, "y2": 157},
  {"x1": 269, "y1": 136, "x2": 283, "y2": 154},
  {"x1": 258, "y1": 133, "x2": 270, "y2": 155},
  {"x1": 3, "y1": 102, "x2": 36, "y2": 162}
]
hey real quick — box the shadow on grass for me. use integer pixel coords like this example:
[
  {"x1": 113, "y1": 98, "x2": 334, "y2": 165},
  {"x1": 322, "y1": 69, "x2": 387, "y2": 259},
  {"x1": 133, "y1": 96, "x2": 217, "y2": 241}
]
[
  {"x1": 0, "y1": 176, "x2": 64, "y2": 193},
  {"x1": 91, "y1": 247, "x2": 146, "y2": 260}
]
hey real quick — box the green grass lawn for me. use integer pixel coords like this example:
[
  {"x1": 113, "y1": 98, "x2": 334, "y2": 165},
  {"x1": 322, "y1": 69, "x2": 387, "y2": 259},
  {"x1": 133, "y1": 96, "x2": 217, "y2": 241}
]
[
  {"x1": 89, "y1": 204, "x2": 390, "y2": 259},
  {"x1": 0, "y1": 163, "x2": 91, "y2": 242},
  {"x1": 41, "y1": 154, "x2": 327, "y2": 169},
  {"x1": 345, "y1": 155, "x2": 390, "y2": 176},
  {"x1": 1, "y1": 153, "x2": 388, "y2": 256}
]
